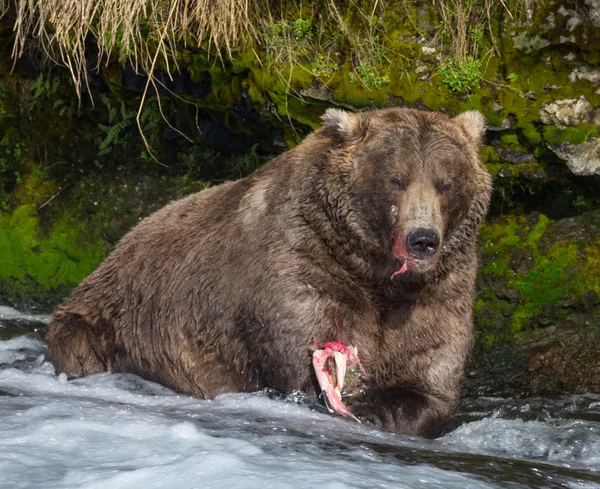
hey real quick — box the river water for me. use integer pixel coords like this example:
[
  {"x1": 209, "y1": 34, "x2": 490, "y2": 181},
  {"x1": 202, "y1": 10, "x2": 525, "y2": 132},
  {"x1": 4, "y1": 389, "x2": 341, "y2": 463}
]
[{"x1": 1, "y1": 306, "x2": 599, "y2": 489}]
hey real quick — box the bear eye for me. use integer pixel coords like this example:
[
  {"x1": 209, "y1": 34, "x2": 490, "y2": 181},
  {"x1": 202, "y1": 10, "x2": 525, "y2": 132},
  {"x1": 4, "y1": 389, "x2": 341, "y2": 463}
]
[
  {"x1": 437, "y1": 182, "x2": 452, "y2": 195},
  {"x1": 391, "y1": 178, "x2": 406, "y2": 192}
]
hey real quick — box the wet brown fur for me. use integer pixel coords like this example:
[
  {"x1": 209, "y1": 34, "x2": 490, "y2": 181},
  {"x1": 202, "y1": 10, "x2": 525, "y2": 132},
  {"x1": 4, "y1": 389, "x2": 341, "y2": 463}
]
[{"x1": 45, "y1": 108, "x2": 492, "y2": 438}]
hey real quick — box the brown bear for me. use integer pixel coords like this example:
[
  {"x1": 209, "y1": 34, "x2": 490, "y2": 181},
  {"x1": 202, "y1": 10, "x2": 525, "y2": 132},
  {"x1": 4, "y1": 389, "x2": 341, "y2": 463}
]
[{"x1": 45, "y1": 107, "x2": 492, "y2": 438}]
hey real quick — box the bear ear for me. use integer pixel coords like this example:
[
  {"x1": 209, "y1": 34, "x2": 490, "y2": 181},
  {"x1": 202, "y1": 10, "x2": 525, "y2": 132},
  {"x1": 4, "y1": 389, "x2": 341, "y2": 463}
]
[
  {"x1": 454, "y1": 110, "x2": 486, "y2": 144},
  {"x1": 321, "y1": 108, "x2": 366, "y2": 142}
]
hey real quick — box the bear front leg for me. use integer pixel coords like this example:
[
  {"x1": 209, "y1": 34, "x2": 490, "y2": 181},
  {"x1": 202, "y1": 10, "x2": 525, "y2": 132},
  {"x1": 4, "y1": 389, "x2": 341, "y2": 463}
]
[{"x1": 349, "y1": 387, "x2": 458, "y2": 438}]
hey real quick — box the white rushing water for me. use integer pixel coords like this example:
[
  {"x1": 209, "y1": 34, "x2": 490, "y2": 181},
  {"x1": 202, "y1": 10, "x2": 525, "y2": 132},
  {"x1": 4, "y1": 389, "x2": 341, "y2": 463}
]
[
  {"x1": 0, "y1": 305, "x2": 50, "y2": 325},
  {"x1": 1, "y1": 310, "x2": 600, "y2": 489}
]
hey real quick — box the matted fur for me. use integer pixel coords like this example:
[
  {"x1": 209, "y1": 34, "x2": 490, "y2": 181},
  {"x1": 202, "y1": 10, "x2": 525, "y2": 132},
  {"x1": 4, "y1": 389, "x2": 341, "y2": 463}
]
[{"x1": 46, "y1": 107, "x2": 492, "y2": 438}]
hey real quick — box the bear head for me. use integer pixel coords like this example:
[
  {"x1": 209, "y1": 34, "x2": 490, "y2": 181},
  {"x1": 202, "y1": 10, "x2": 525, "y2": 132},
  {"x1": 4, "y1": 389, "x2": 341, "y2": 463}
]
[{"x1": 320, "y1": 107, "x2": 492, "y2": 280}]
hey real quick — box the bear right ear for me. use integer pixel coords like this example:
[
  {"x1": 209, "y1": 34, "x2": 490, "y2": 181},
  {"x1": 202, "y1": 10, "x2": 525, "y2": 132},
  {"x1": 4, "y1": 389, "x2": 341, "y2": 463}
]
[
  {"x1": 321, "y1": 108, "x2": 366, "y2": 142},
  {"x1": 454, "y1": 110, "x2": 486, "y2": 146}
]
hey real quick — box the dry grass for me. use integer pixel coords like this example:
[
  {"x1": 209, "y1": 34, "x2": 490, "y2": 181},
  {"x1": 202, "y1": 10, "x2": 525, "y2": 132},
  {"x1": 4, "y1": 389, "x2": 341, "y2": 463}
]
[
  {"x1": 326, "y1": 0, "x2": 390, "y2": 84},
  {"x1": 6, "y1": 0, "x2": 398, "y2": 96},
  {"x1": 257, "y1": 0, "x2": 393, "y2": 95},
  {"x1": 432, "y1": 0, "x2": 540, "y2": 63},
  {"x1": 6, "y1": 0, "x2": 262, "y2": 161},
  {"x1": 5, "y1": 0, "x2": 546, "y2": 94},
  {"x1": 10, "y1": 0, "x2": 258, "y2": 98}
]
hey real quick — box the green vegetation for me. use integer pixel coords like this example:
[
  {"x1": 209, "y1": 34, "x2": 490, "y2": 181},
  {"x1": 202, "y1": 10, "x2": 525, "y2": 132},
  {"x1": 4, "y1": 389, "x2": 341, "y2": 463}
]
[
  {"x1": 0, "y1": 204, "x2": 106, "y2": 306},
  {"x1": 506, "y1": 72, "x2": 519, "y2": 83},
  {"x1": 476, "y1": 212, "x2": 600, "y2": 348},
  {"x1": 96, "y1": 94, "x2": 137, "y2": 160},
  {"x1": 28, "y1": 73, "x2": 61, "y2": 117},
  {"x1": 7, "y1": 0, "x2": 543, "y2": 103},
  {"x1": 439, "y1": 56, "x2": 482, "y2": 92},
  {"x1": 543, "y1": 124, "x2": 598, "y2": 146},
  {"x1": 348, "y1": 66, "x2": 391, "y2": 89},
  {"x1": 291, "y1": 19, "x2": 314, "y2": 40}
]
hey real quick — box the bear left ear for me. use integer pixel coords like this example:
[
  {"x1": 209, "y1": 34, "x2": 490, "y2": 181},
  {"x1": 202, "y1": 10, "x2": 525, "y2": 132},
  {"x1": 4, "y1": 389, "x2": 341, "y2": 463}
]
[
  {"x1": 454, "y1": 110, "x2": 486, "y2": 145},
  {"x1": 321, "y1": 108, "x2": 367, "y2": 142}
]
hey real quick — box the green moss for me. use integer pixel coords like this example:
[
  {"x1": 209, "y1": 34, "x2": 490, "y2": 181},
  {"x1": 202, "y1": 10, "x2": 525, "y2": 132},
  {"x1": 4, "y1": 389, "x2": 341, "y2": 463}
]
[
  {"x1": 496, "y1": 89, "x2": 544, "y2": 124},
  {"x1": 476, "y1": 210, "x2": 600, "y2": 347},
  {"x1": 543, "y1": 124, "x2": 598, "y2": 146},
  {"x1": 498, "y1": 132, "x2": 533, "y2": 155},
  {"x1": 499, "y1": 133, "x2": 519, "y2": 147},
  {"x1": 520, "y1": 122, "x2": 542, "y2": 146},
  {"x1": 482, "y1": 145, "x2": 501, "y2": 164},
  {"x1": 572, "y1": 239, "x2": 600, "y2": 297},
  {"x1": 513, "y1": 241, "x2": 575, "y2": 305},
  {"x1": 477, "y1": 214, "x2": 559, "y2": 345},
  {"x1": 0, "y1": 204, "x2": 106, "y2": 303},
  {"x1": 508, "y1": 302, "x2": 541, "y2": 338}
]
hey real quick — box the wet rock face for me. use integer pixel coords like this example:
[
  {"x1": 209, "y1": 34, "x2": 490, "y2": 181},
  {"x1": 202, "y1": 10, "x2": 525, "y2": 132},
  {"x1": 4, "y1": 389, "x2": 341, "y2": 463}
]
[
  {"x1": 569, "y1": 64, "x2": 600, "y2": 83},
  {"x1": 465, "y1": 326, "x2": 600, "y2": 398},
  {"x1": 585, "y1": 0, "x2": 600, "y2": 27},
  {"x1": 539, "y1": 97, "x2": 599, "y2": 129},
  {"x1": 539, "y1": 97, "x2": 600, "y2": 176},
  {"x1": 549, "y1": 137, "x2": 600, "y2": 176},
  {"x1": 470, "y1": 209, "x2": 600, "y2": 397}
]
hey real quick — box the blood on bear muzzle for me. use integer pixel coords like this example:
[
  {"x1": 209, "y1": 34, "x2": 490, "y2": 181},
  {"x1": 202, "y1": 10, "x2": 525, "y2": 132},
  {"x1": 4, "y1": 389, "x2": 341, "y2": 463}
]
[{"x1": 391, "y1": 228, "x2": 441, "y2": 279}]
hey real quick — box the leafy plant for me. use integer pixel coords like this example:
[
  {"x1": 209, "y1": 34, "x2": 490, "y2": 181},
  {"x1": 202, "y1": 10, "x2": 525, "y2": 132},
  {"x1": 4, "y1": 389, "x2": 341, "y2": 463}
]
[
  {"x1": 228, "y1": 144, "x2": 269, "y2": 180},
  {"x1": 28, "y1": 73, "x2": 61, "y2": 117},
  {"x1": 96, "y1": 94, "x2": 137, "y2": 160},
  {"x1": 573, "y1": 195, "x2": 586, "y2": 209},
  {"x1": 0, "y1": 83, "x2": 12, "y2": 121},
  {"x1": 349, "y1": 65, "x2": 391, "y2": 89},
  {"x1": 0, "y1": 135, "x2": 20, "y2": 210},
  {"x1": 311, "y1": 55, "x2": 337, "y2": 79},
  {"x1": 439, "y1": 56, "x2": 481, "y2": 92},
  {"x1": 291, "y1": 19, "x2": 314, "y2": 40}
]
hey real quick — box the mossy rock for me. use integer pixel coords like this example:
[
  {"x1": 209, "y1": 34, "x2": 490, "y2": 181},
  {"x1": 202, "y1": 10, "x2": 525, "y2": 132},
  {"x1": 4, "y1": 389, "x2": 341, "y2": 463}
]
[
  {"x1": 475, "y1": 210, "x2": 600, "y2": 348},
  {"x1": 0, "y1": 204, "x2": 106, "y2": 310}
]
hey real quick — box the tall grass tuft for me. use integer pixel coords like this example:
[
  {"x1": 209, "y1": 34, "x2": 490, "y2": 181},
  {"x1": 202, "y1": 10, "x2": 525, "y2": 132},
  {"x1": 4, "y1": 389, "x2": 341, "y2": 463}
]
[
  {"x1": 433, "y1": 0, "x2": 538, "y2": 62},
  {"x1": 9, "y1": 0, "x2": 258, "y2": 97}
]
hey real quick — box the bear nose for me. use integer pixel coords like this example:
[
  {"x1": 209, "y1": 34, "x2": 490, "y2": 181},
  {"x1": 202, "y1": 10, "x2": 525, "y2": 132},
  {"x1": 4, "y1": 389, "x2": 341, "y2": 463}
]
[{"x1": 406, "y1": 228, "x2": 440, "y2": 258}]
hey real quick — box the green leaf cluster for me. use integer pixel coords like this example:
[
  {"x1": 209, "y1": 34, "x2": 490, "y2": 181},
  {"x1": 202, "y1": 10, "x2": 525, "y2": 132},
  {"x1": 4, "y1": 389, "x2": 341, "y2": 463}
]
[{"x1": 439, "y1": 56, "x2": 481, "y2": 92}]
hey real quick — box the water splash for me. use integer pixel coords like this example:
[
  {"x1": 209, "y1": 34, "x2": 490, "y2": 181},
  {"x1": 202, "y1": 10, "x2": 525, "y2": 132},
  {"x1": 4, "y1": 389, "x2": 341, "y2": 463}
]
[{"x1": 1, "y1": 310, "x2": 599, "y2": 489}]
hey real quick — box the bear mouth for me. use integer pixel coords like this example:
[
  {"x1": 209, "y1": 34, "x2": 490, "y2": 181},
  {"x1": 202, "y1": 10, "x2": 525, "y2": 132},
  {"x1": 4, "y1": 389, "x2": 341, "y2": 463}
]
[
  {"x1": 390, "y1": 231, "x2": 438, "y2": 279},
  {"x1": 390, "y1": 257, "x2": 432, "y2": 279}
]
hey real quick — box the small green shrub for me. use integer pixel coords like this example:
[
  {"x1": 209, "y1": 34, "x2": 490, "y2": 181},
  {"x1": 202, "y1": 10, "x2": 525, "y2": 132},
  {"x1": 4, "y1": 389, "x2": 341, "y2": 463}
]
[
  {"x1": 311, "y1": 55, "x2": 337, "y2": 78},
  {"x1": 95, "y1": 94, "x2": 136, "y2": 164},
  {"x1": 573, "y1": 195, "x2": 586, "y2": 209},
  {"x1": 439, "y1": 56, "x2": 481, "y2": 92},
  {"x1": 28, "y1": 73, "x2": 61, "y2": 117},
  {"x1": 507, "y1": 72, "x2": 519, "y2": 83},
  {"x1": 349, "y1": 65, "x2": 390, "y2": 89},
  {"x1": 291, "y1": 19, "x2": 314, "y2": 40}
]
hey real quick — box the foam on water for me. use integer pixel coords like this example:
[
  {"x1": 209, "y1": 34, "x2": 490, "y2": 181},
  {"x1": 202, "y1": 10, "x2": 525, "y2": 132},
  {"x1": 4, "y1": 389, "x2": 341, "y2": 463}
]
[
  {"x1": 442, "y1": 415, "x2": 600, "y2": 466},
  {"x1": 1, "y1": 311, "x2": 599, "y2": 489},
  {"x1": 0, "y1": 306, "x2": 51, "y2": 324}
]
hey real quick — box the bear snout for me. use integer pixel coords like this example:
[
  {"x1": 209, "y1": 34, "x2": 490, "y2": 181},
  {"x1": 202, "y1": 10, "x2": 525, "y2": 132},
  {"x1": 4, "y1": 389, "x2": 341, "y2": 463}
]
[
  {"x1": 391, "y1": 226, "x2": 442, "y2": 277},
  {"x1": 406, "y1": 227, "x2": 440, "y2": 258}
]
